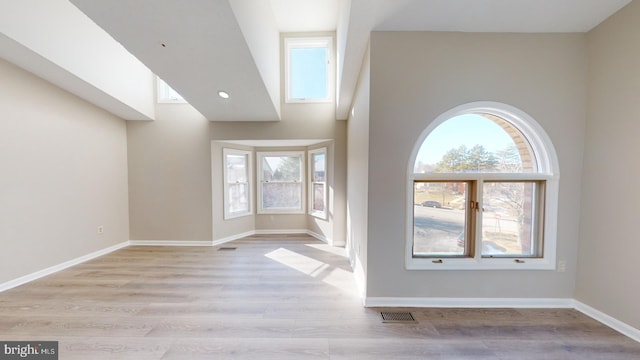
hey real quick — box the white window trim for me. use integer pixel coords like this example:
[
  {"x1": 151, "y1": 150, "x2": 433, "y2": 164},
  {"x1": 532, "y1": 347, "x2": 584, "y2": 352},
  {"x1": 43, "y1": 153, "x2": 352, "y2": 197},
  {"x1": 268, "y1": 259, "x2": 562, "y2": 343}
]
[
  {"x1": 406, "y1": 101, "x2": 560, "y2": 271},
  {"x1": 257, "y1": 151, "x2": 306, "y2": 214},
  {"x1": 284, "y1": 37, "x2": 332, "y2": 104},
  {"x1": 308, "y1": 147, "x2": 328, "y2": 219},
  {"x1": 223, "y1": 148, "x2": 253, "y2": 220},
  {"x1": 157, "y1": 77, "x2": 186, "y2": 103}
]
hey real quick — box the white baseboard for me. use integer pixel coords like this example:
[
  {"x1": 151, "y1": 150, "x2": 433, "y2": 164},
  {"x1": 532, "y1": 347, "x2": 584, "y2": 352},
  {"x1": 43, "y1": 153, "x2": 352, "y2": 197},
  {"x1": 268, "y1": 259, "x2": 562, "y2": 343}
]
[
  {"x1": 0, "y1": 229, "x2": 333, "y2": 293},
  {"x1": 364, "y1": 297, "x2": 575, "y2": 309},
  {"x1": 253, "y1": 229, "x2": 335, "y2": 245},
  {"x1": 364, "y1": 297, "x2": 640, "y2": 343},
  {"x1": 0, "y1": 241, "x2": 129, "y2": 292},
  {"x1": 129, "y1": 240, "x2": 212, "y2": 246},
  {"x1": 212, "y1": 231, "x2": 255, "y2": 246},
  {"x1": 254, "y1": 229, "x2": 309, "y2": 235},
  {"x1": 213, "y1": 229, "x2": 333, "y2": 246},
  {"x1": 574, "y1": 300, "x2": 640, "y2": 343},
  {"x1": 1, "y1": 238, "x2": 639, "y2": 344},
  {"x1": 307, "y1": 230, "x2": 331, "y2": 245}
]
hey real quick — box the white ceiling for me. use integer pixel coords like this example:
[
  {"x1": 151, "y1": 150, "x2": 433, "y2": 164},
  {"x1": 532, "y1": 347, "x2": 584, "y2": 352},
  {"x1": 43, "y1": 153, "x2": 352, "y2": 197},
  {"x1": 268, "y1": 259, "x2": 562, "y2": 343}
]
[
  {"x1": 369, "y1": 0, "x2": 631, "y2": 32},
  {"x1": 70, "y1": 0, "x2": 282, "y2": 122},
  {"x1": 6, "y1": 0, "x2": 633, "y2": 122},
  {"x1": 270, "y1": 0, "x2": 339, "y2": 32}
]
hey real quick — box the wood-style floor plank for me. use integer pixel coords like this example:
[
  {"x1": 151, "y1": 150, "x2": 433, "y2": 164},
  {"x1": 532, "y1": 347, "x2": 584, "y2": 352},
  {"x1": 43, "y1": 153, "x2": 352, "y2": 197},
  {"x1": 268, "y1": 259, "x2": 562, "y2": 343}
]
[{"x1": 0, "y1": 234, "x2": 639, "y2": 359}]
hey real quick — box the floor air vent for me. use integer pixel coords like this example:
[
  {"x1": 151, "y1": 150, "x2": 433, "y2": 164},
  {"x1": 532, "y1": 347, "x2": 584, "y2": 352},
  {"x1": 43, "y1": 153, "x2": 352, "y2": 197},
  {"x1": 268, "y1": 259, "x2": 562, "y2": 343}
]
[
  {"x1": 218, "y1": 247, "x2": 237, "y2": 251},
  {"x1": 380, "y1": 311, "x2": 416, "y2": 323}
]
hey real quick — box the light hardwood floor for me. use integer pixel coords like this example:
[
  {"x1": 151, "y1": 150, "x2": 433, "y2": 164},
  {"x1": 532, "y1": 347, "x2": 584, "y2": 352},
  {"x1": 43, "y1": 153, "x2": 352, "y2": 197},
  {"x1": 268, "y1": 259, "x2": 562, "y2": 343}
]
[{"x1": 1, "y1": 234, "x2": 639, "y2": 359}]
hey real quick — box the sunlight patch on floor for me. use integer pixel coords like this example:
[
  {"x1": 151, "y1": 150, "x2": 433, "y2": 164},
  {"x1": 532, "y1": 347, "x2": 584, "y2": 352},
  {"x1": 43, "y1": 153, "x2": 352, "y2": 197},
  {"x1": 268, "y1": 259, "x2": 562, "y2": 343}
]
[
  {"x1": 264, "y1": 248, "x2": 356, "y2": 293},
  {"x1": 304, "y1": 243, "x2": 347, "y2": 257}
]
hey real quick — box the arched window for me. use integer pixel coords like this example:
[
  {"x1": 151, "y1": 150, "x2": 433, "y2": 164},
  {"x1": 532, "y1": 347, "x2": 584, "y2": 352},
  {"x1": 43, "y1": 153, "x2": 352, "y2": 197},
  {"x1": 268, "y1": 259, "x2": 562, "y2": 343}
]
[{"x1": 407, "y1": 102, "x2": 559, "y2": 270}]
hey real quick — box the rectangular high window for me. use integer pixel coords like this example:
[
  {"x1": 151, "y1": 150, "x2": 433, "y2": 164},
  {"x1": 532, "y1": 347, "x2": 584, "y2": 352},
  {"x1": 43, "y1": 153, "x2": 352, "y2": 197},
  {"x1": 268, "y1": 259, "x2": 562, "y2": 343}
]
[
  {"x1": 156, "y1": 77, "x2": 186, "y2": 103},
  {"x1": 308, "y1": 148, "x2": 327, "y2": 219},
  {"x1": 284, "y1": 37, "x2": 331, "y2": 103},
  {"x1": 257, "y1": 151, "x2": 305, "y2": 214},
  {"x1": 223, "y1": 149, "x2": 252, "y2": 219}
]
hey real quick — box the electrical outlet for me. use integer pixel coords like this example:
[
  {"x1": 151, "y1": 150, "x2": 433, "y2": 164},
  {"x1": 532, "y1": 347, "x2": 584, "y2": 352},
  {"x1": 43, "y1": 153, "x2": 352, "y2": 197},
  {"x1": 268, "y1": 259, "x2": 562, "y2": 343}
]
[
  {"x1": 97, "y1": 225, "x2": 104, "y2": 234},
  {"x1": 557, "y1": 259, "x2": 566, "y2": 272}
]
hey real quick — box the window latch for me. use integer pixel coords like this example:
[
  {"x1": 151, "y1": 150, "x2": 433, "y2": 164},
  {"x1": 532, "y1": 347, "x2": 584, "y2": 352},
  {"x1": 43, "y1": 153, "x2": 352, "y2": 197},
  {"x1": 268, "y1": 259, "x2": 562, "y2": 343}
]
[
  {"x1": 514, "y1": 259, "x2": 525, "y2": 264},
  {"x1": 432, "y1": 259, "x2": 443, "y2": 264}
]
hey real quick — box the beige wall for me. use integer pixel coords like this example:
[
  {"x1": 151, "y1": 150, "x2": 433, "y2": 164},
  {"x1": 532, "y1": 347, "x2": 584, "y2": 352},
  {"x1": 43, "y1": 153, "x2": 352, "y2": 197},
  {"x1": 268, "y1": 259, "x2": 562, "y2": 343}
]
[
  {"x1": 2, "y1": 5, "x2": 639, "y2": 333},
  {"x1": 207, "y1": 31, "x2": 347, "y2": 243},
  {"x1": 210, "y1": 111, "x2": 347, "y2": 243},
  {"x1": 346, "y1": 44, "x2": 371, "y2": 296},
  {"x1": 0, "y1": 0, "x2": 155, "y2": 120},
  {"x1": 577, "y1": 1, "x2": 640, "y2": 330},
  {"x1": 211, "y1": 141, "x2": 255, "y2": 241},
  {"x1": 0, "y1": 58, "x2": 129, "y2": 283},
  {"x1": 127, "y1": 70, "x2": 347, "y2": 244},
  {"x1": 127, "y1": 104, "x2": 212, "y2": 240},
  {"x1": 366, "y1": 31, "x2": 587, "y2": 298},
  {"x1": 126, "y1": 31, "x2": 346, "y2": 244}
]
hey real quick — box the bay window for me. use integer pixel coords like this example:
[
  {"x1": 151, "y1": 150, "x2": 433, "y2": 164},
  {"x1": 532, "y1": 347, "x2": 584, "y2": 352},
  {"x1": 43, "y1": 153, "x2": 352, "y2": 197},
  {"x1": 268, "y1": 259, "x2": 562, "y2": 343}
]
[
  {"x1": 309, "y1": 147, "x2": 327, "y2": 219},
  {"x1": 223, "y1": 148, "x2": 252, "y2": 219},
  {"x1": 258, "y1": 151, "x2": 305, "y2": 214}
]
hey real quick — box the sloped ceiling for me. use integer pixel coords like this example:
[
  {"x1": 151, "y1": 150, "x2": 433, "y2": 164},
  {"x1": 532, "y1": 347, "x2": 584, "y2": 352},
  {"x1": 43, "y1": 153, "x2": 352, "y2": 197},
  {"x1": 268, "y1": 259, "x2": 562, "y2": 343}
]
[
  {"x1": 3, "y1": 0, "x2": 632, "y2": 122},
  {"x1": 335, "y1": 0, "x2": 631, "y2": 119},
  {"x1": 71, "y1": 0, "x2": 281, "y2": 122},
  {"x1": 0, "y1": 0, "x2": 156, "y2": 121}
]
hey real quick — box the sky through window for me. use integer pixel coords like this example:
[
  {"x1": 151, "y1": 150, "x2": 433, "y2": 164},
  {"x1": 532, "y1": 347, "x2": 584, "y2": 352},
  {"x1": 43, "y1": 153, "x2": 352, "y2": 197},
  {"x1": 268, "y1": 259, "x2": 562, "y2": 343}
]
[{"x1": 416, "y1": 114, "x2": 515, "y2": 166}]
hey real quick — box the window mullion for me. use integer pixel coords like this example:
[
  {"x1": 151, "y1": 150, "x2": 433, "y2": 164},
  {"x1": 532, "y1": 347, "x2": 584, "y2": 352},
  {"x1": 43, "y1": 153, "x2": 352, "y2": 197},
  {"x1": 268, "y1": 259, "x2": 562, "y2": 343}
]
[{"x1": 472, "y1": 180, "x2": 482, "y2": 260}]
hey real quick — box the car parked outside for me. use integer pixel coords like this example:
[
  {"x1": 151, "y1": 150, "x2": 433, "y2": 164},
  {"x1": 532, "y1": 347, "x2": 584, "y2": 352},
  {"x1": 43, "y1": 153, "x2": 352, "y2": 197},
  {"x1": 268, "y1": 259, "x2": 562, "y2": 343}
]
[{"x1": 421, "y1": 200, "x2": 442, "y2": 208}]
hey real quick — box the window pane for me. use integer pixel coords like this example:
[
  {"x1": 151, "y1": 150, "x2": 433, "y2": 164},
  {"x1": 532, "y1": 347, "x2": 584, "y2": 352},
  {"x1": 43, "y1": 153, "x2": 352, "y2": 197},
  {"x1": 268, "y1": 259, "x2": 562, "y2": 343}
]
[
  {"x1": 226, "y1": 154, "x2": 247, "y2": 183},
  {"x1": 481, "y1": 182, "x2": 540, "y2": 257},
  {"x1": 414, "y1": 114, "x2": 535, "y2": 174},
  {"x1": 228, "y1": 183, "x2": 248, "y2": 213},
  {"x1": 413, "y1": 182, "x2": 468, "y2": 257},
  {"x1": 262, "y1": 156, "x2": 301, "y2": 182},
  {"x1": 262, "y1": 183, "x2": 301, "y2": 209},
  {"x1": 157, "y1": 77, "x2": 186, "y2": 103},
  {"x1": 290, "y1": 47, "x2": 328, "y2": 99},
  {"x1": 312, "y1": 183, "x2": 325, "y2": 211},
  {"x1": 313, "y1": 153, "x2": 326, "y2": 182}
]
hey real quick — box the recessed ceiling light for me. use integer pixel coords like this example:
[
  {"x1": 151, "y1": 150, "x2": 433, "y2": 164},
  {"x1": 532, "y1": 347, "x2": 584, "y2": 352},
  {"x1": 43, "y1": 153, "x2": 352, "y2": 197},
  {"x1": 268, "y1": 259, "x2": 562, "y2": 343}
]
[{"x1": 218, "y1": 91, "x2": 230, "y2": 99}]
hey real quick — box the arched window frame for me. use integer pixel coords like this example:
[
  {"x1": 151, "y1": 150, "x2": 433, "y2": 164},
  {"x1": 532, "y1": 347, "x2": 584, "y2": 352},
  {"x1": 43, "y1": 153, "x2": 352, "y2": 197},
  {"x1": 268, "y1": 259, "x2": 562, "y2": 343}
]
[{"x1": 406, "y1": 102, "x2": 559, "y2": 270}]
